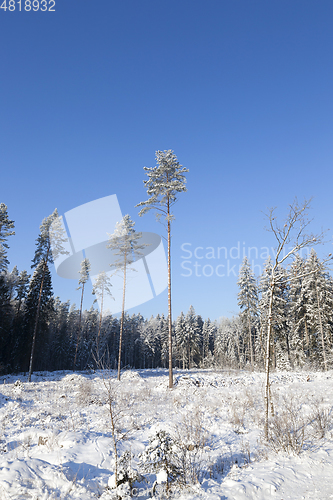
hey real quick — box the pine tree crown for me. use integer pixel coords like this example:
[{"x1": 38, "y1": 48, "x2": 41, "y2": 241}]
[{"x1": 136, "y1": 150, "x2": 188, "y2": 220}]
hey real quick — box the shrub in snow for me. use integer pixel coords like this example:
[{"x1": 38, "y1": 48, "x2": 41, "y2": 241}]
[
  {"x1": 108, "y1": 451, "x2": 140, "y2": 498},
  {"x1": 266, "y1": 395, "x2": 307, "y2": 455},
  {"x1": 173, "y1": 407, "x2": 211, "y2": 485},
  {"x1": 138, "y1": 430, "x2": 181, "y2": 492},
  {"x1": 107, "y1": 478, "x2": 131, "y2": 500},
  {"x1": 13, "y1": 380, "x2": 23, "y2": 394},
  {"x1": 118, "y1": 451, "x2": 139, "y2": 487},
  {"x1": 309, "y1": 403, "x2": 333, "y2": 439}
]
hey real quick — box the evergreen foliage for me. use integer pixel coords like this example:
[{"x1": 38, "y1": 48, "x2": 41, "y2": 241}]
[
  {"x1": 0, "y1": 204, "x2": 333, "y2": 375},
  {"x1": 23, "y1": 260, "x2": 53, "y2": 372},
  {"x1": 138, "y1": 430, "x2": 181, "y2": 491},
  {"x1": 237, "y1": 257, "x2": 258, "y2": 368},
  {"x1": 0, "y1": 203, "x2": 15, "y2": 272}
]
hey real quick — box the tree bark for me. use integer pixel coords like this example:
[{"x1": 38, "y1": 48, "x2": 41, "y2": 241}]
[
  {"x1": 97, "y1": 288, "x2": 104, "y2": 355},
  {"x1": 167, "y1": 197, "x2": 173, "y2": 388},
  {"x1": 118, "y1": 254, "x2": 127, "y2": 381},
  {"x1": 315, "y1": 281, "x2": 327, "y2": 371},
  {"x1": 264, "y1": 279, "x2": 275, "y2": 439},
  {"x1": 73, "y1": 283, "x2": 85, "y2": 371},
  {"x1": 248, "y1": 311, "x2": 254, "y2": 369}
]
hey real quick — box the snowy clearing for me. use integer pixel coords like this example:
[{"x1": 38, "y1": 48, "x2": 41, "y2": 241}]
[{"x1": 0, "y1": 369, "x2": 332, "y2": 499}]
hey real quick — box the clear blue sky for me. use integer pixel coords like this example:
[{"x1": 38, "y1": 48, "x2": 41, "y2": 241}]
[{"x1": 1, "y1": 0, "x2": 333, "y2": 321}]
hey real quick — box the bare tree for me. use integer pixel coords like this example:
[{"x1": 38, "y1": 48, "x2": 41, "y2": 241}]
[
  {"x1": 263, "y1": 198, "x2": 325, "y2": 439},
  {"x1": 94, "y1": 358, "x2": 141, "y2": 491}
]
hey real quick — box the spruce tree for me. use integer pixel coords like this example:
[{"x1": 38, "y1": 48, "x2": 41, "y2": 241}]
[
  {"x1": 289, "y1": 255, "x2": 308, "y2": 366},
  {"x1": 7, "y1": 266, "x2": 19, "y2": 302},
  {"x1": 175, "y1": 311, "x2": 187, "y2": 369},
  {"x1": 6, "y1": 269, "x2": 30, "y2": 372},
  {"x1": 184, "y1": 306, "x2": 201, "y2": 369},
  {"x1": 302, "y1": 249, "x2": 333, "y2": 370},
  {"x1": 49, "y1": 298, "x2": 71, "y2": 371},
  {"x1": 136, "y1": 150, "x2": 188, "y2": 388},
  {"x1": 201, "y1": 319, "x2": 216, "y2": 367},
  {"x1": 24, "y1": 261, "x2": 53, "y2": 373},
  {"x1": 15, "y1": 270, "x2": 31, "y2": 315},
  {"x1": 0, "y1": 272, "x2": 11, "y2": 371},
  {"x1": 274, "y1": 266, "x2": 292, "y2": 370},
  {"x1": 139, "y1": 315, "x2": 160, "y2": 368},
  {"x1": 237, "y1": 257, "x2": 258, "y2": 368},
  {"x1": 0, "y1": 203, "x2": 15, "y2": 272}
]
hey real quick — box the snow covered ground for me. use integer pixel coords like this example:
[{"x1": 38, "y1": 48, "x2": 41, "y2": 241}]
[{"x1": 0, "y1": 368, "x2": 332, "y2": 499}]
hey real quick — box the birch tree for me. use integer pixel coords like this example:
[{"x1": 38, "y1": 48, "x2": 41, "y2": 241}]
[
  {"x1": 136, "y1": 150, "x2": 188, "y2": 388},
  {"x1": 263, "y1": 198, "x2": 323, "y2": 439},
  {"x1": 107, "y1": 215, "x2": 145, "y2": 380}
]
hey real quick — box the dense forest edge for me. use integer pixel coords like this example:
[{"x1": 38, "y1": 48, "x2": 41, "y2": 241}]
[{"x1": 1, "y1": 200, "x2": 332, "y2": 376}]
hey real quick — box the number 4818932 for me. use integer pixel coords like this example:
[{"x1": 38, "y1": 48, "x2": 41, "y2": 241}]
[{"x1": 0, "y1": 0, "x2": 55, "y2": 11}]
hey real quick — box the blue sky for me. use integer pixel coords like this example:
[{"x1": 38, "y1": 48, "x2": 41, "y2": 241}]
[{"x1": 1, "y1": 0, "x2": 333, "y2": 321}]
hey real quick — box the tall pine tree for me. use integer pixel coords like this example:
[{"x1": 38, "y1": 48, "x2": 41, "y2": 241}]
[
  {"x1": 136, "y1": 150, "x2": 188, "y2": 388},
  {"x1": 107, "y1": 215, "x2": 145, "y2": 380},
  {"x1": 28, "y1": 209, "x2": 67, "y2": 381}
]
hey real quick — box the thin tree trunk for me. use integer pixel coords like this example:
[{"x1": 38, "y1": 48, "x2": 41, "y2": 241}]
[
  {"x1": 167, "y1": 197, "x2": 173, "y2": 388},
  {"x1": 28, "y1": 249, "x2": 49, "y2": 383},
  {"x1": 248, "y1": 311, "x2": 254, "y2": 369},
  {"x1": 108, "y1": 387, "x2": 118, "y2": 486},
  {"x1": 97, "y1": 288, "x2": 104, "y2": 356},
  {"x1": 304, "y1": 317, "x2": 310, "y2": 356},
  {"x1": 118, "y1": 254, "x2": 127, "y2": 381},
  {"x1": 73, "y1": 283, "x2": 85, "y2": 370},
  {"x1": 264, "y1": 279, "x2": 275, "y2": 439},
  {"x1": 315, "y1": 281, "x2": 327, "y2": 371}
]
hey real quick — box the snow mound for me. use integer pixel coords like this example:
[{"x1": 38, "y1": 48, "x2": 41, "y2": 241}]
[{"x1": 120, "y1": 371, "x2": 142, "y2": 382}]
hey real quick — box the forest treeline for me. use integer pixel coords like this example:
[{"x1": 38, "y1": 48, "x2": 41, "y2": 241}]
[
  {"x1": 1, "y1": 201, "x2": 332, "y2": 374},
  {"x1": 0, "y1": 251, "x2": 332, "y2": 374}
]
